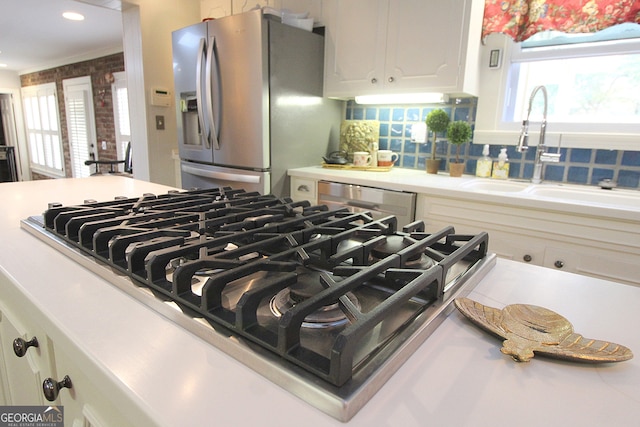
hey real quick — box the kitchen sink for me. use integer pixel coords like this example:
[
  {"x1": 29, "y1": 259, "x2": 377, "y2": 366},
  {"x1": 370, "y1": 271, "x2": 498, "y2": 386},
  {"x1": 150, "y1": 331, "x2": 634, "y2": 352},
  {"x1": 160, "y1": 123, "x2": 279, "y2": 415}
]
[
  {"x1": 525, "y1": 185, "x2": 640, "y2": 208},
  {"x1": 458, "y1": 179, "x2": 639, "y2": 210},
  {"x1": 460, "y1": 179, "x2": 530, "y2": 193}
]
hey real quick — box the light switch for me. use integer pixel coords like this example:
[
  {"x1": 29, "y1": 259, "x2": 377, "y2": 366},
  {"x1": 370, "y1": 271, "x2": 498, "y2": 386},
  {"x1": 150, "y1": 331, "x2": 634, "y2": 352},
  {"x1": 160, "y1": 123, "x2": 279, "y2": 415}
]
[
  {"x1": 156, "y1": 115, "x2": 165, "y2": 130},
  {"x1": 101, "y1": 140, "x2": 107, "y2": 150}
]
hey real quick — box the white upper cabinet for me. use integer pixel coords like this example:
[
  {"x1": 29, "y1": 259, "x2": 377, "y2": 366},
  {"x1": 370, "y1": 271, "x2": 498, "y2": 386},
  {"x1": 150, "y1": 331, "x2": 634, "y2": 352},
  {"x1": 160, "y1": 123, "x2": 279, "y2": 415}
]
[{"x1": 323, "y1": 0, "x2": 484, "y2": 98}]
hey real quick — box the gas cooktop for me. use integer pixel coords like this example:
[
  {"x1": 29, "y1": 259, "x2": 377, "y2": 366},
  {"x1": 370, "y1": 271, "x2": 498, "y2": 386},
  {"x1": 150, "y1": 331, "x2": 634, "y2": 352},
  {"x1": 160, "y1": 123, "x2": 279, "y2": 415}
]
[{"x1": 21, "y1": 187, "x2": 495, "y2": 421}]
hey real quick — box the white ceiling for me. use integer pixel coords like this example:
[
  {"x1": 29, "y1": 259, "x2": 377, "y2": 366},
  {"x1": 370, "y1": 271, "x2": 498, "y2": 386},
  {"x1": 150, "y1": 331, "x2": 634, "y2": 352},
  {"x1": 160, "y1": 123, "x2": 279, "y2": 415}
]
[{"x1": 0, "y1": 0, "x2": 123, "y2": 74}]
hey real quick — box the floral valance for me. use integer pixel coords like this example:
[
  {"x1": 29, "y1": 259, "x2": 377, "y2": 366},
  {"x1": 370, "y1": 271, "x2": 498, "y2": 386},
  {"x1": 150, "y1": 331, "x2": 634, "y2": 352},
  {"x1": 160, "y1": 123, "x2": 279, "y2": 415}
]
[{"x1": 482, "y1": 0, "x2": 640, "y2": 42}]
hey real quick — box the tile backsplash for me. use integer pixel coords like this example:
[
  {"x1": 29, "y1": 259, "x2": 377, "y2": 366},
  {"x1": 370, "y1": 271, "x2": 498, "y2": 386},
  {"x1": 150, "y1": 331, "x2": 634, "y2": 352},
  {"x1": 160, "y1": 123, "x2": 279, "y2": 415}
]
[{"x1": 345, "y1": 99, "x2": 640, "y2": 189}]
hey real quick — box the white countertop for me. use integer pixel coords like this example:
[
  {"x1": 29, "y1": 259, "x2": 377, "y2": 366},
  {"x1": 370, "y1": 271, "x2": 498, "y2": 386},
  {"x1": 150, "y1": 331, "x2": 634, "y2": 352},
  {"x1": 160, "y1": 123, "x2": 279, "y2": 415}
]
[
  {"x1": 1, "y1": 176, "x2": 639, "y2": 426},
  {"x1": 289, "y1": 166, "x2": 640, "y2": 221}
]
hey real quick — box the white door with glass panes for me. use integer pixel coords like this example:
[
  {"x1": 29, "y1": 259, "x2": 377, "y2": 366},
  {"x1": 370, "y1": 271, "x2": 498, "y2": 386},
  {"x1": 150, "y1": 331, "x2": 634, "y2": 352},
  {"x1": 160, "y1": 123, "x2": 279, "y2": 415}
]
[{"x1": 63, "y1": 76, "x2": 97, "y2": 178}]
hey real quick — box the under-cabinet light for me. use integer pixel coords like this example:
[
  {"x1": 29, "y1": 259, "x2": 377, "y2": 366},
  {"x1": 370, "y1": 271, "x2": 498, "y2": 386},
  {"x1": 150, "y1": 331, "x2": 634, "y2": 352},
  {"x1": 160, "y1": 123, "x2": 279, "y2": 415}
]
[
  {"x1": 63, "y1": 11, "x2": 85, "y2": 21},
  {"x1": 354, "y1": 93, "x2": 449, "y2": 105},
  {"x1": 276, "y1": 96, "x2": 323, "y2": 106}
]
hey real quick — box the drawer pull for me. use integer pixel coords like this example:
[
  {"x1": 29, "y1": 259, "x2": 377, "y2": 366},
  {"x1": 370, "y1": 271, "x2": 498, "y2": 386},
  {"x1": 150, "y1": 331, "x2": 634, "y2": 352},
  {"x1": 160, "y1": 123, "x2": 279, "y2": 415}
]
[
  {"x1": 43, "y1": 375, "x2": 73, "y2": 401},
  {"x1": 297, "y1": 184, "x2": 310, "y2": 192},
  {"x1": 13, "y1": 336, "x2": 39, "y2": 357},
  {"x1": 554, "y1": 260, "x2": 565, "y2": 269},
  {"x1": 523, "y1": 254, "x2": 532, "y2": 263}
]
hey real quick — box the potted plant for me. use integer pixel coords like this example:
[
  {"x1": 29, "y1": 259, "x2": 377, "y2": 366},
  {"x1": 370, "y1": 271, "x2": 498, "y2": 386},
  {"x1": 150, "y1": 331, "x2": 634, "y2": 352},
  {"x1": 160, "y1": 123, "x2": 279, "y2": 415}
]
[
  {"x1": 425, "y1": 109, "x2": 450, "y2": 174},
  {"x1": 447, "y1": 120, "x2": 472, "y2": 177}
]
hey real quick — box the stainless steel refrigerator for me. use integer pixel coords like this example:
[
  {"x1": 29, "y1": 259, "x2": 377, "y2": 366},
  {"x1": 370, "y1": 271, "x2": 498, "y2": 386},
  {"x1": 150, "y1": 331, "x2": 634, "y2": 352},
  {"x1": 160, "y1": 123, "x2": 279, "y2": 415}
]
[{"x1": 172, "y1": 9, "x2": 343, "y2": 197}]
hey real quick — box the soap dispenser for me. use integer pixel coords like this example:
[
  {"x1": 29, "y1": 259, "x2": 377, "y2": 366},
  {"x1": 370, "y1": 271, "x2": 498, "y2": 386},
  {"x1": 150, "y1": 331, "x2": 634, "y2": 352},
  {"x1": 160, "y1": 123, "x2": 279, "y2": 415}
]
[
  {"x1": 475, "y1": 144, "x2": 492, "y2": 177},
  {"x1": 492, "y1": 148, "x2": 510, "y2": 179}
]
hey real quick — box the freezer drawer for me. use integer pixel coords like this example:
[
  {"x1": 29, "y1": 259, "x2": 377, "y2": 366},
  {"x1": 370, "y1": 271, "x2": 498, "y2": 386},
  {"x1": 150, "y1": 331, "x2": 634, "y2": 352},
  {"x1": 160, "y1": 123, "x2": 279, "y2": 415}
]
[
  {"x1": 318, "y1": 181, "x2": 416, "y2": 228},
  {"x1": 181, "y1": 161, "x2": 270, "y2": 194}
]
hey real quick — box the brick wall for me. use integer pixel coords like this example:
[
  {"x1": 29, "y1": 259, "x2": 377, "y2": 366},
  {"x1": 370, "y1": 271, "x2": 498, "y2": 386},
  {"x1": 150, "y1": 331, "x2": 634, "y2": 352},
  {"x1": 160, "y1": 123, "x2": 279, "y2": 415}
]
[{"x1": 20, "y1": 53, "x2": 125, "y2": 178}]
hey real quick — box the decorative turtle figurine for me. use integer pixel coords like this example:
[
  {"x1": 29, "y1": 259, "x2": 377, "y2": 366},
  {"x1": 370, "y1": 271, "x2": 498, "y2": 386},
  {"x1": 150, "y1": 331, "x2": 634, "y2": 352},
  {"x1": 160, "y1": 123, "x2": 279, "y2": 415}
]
[{"x1": 454, "y1": 297, "x2": 633, "y2": 363}]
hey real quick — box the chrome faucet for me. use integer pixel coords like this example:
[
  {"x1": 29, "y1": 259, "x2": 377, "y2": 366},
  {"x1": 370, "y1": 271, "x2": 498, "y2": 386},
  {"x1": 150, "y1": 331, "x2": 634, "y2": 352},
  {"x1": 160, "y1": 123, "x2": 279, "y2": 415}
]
[{"x1": 516, "y1": 85, "x2": 561, "y2": 184}]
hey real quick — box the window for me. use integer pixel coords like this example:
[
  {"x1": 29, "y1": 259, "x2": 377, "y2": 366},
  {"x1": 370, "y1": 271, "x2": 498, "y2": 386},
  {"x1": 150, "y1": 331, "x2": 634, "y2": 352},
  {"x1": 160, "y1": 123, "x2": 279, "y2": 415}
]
[
  {"x1": 475, "y1": 24, "x2": 640, "y2": 150},
  {"x1": 21, "y1": 83, "x2": 65, "y2": 177},
  {"x1": 510, "y1": 55, "x2": 639, "y2": 125}
]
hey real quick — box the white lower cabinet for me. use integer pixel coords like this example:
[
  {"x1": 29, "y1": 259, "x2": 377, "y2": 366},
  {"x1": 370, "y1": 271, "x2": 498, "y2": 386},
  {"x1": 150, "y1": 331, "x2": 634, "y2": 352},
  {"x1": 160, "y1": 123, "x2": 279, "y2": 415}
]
[
  {"x1": 53, "y1": 343, "x2": 134, "y2": 427},
  {"x1": 0, "y1": 272, "x2": 142, "y2": 427},
  {"x1": 0, "y1": 313, "x2": 49, "y2": 406},
  {"x1": 290, "y1": 176, "x2": 318, "y2": 204},
  {"x1": 416, "y1": 194, "x2": 640, "y2": 287},
  {"x1": 0, "y1": 279, "x2": 54, "y2": 406}
]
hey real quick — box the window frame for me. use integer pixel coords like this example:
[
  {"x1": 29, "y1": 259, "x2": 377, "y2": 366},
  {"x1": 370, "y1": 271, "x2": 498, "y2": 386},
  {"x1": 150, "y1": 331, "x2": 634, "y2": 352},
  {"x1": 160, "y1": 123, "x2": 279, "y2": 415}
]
[
  {"x1": 111, "y1": 71, "x2": 131, "y2": 173},
  {"x1": 474, "y1": 33, "x2": 640, "y2": 150}
]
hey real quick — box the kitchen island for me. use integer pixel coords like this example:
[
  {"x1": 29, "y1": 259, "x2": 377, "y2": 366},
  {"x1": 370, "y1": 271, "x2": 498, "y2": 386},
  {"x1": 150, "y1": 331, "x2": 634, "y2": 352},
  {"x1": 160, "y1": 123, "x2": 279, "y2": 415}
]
[{"x1": 0, "y1": 176, "x2": 638, "y2": 426}]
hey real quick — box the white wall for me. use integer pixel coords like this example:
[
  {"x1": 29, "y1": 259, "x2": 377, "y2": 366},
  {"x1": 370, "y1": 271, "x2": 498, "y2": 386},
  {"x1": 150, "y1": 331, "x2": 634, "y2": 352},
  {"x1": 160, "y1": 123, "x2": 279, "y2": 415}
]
[
  {"x1": 0, "y1": 70, "x2": 20, "y2": 89},
  {"x1": 122, "y1": 0, "x2": 201, "y2": 186}
]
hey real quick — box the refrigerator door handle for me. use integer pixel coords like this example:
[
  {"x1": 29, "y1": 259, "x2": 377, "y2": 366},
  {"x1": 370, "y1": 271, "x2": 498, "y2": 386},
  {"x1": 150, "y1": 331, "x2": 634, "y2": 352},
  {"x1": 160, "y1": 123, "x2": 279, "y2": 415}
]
[
  {"x1": 205, "y1": 36, "x2": 221, "y2": 150},
  {"x1": 182, "y1": 164, "x2": 261, "y2": 184},
  {"x1": 195, "y1": 37, "x2": 210, "y2": 150}
]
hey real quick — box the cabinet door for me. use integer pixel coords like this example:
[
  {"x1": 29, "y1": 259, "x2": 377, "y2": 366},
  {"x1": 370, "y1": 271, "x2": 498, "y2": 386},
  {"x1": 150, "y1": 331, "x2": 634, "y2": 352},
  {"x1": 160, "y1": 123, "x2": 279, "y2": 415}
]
[
  {"x1": 0, "y1": 309, "x2": 51, "y2": 405},
  {"x1": 290, "y1": 177, "x2": 317, "y2": 204},
  {"x1": 53, "y1": 343, "x2": 136, "y2": 427},
  {"x1": 543, "y1": 246, "x2": 640, "y2": 286},
  {"x1": 487, "y1": 232, "x2": 546, "y2": 266},
  {"x1": 323, "y1": 0, "x2": 388, "y2": 97},
  {"x1": 385, "y1": 0, "x2": 467, "y2": 93},
  {"x1": 324, "y1": 0, "x2": 481, "y2": 98}
]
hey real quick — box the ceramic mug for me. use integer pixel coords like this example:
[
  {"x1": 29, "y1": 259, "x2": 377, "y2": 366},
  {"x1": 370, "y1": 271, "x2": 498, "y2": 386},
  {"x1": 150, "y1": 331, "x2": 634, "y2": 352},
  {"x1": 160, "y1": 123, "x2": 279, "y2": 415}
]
[
  {"x1": 377, "y1": 150, "x2": 399, "y2": 167},
  {"x1": 353, "y1": 151, "x2": 372, "y2": 167}
]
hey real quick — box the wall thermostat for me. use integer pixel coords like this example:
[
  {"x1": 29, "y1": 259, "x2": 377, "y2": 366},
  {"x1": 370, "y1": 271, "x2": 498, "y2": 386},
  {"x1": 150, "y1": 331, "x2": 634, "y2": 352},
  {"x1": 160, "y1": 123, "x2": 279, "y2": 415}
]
[{"x1": 151, "y1": 88, "x2": 172, "y2": 107}]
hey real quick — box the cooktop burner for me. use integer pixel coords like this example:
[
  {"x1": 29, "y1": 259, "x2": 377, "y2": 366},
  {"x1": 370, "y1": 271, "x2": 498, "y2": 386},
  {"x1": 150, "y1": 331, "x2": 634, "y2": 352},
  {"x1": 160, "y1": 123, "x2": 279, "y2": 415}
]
[{"x1": 21, "y1": 186, "x2": 495, "y2": 422}]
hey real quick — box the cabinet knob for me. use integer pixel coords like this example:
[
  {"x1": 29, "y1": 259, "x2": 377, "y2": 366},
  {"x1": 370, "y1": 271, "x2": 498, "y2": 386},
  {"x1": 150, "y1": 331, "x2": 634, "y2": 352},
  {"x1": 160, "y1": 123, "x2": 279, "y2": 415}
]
[
  {"x1": 554, "y1": 260, "x2": 565, "y2": 269},
  {"x1": 370, "y1": 78, "x2": 377, "y2": 84},
  {"x1": 43, "y1": 375, "x2": 73, "y2": 402},
  {"x1": 13, "y1": 336, "x2": 39, "y2": 357},
  {"x1": 388, "y1": 76, "x2": 395, "y2": 83},
  {"x1": 523, "y1": 254, "x2": 532, "y2": 263}
]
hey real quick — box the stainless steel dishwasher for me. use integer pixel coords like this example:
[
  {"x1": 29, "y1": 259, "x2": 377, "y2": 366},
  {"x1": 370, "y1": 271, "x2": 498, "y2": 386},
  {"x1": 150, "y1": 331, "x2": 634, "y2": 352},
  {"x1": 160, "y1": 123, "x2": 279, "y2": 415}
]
[{"x1": 317, "y1": 181, "x2": 416, "y2": 227}]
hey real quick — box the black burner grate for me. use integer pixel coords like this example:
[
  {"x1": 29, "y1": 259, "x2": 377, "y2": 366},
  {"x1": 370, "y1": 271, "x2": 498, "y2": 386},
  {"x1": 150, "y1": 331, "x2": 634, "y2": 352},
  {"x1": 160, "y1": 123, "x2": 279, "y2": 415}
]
[{"x1": 40, "y1": 187, "x2": 488, "y2": 386}]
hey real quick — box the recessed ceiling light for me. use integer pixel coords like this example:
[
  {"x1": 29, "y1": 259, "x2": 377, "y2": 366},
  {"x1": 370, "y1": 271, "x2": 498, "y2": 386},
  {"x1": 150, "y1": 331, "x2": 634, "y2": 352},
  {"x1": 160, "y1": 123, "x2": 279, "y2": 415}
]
[
  {"x1": 63, "y1": 11, "x2": 85, "y2": 21},
  {"x1": 0, "y1": 64, "x2": 7, "y2": 68}
]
